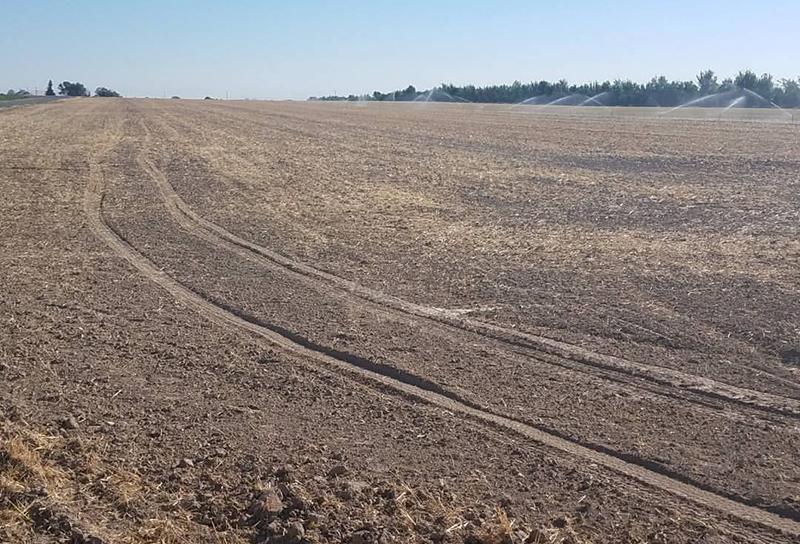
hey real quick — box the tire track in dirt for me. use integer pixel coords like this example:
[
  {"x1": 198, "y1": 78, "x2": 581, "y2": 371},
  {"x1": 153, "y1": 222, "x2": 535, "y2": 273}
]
[
  {"x1": 136, "y1": 135, "x2": 800, "y2": 420},
  {"x1": 131, "y1": 135, "x2": 800, "y2": 520},
  {"x1": 137, "y1": 140, "x2": 796, "y2": 425},
  {"x1": 157, "y1": 102, "x2": 800, "y2": 386},
  {"x1": 85, "y1": 154, "x2": 800, "y2": 538}
]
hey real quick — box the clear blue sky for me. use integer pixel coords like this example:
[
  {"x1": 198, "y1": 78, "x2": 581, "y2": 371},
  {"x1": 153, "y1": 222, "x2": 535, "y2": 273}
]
[{"x1": 2, "y1": 1, "x2": 798, "y2": 99}]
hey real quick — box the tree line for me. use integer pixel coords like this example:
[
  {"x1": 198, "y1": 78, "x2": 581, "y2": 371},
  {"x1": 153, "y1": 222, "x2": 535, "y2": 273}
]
[
  {"x1": 52, "y1": 80, "x2": 122, "y2": 97},
  {"x1": 309, "y1": 70, "x2": 800, "y2": 108}
]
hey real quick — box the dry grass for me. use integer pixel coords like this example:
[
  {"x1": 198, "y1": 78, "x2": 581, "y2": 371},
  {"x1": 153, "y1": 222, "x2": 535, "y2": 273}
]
[
  {"x1": 0, "y1": 421, "x2": 248, "y2": 544},
  {"x1": 1, "y1": 429, "x2": 74, "y2": 543}
]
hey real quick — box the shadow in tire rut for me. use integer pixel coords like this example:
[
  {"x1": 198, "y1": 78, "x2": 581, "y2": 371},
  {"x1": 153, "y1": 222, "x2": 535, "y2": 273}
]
[
  {"x1": 196, "y1": 291, "x2": 800, "y2": 523},
  {"x1": 202, "y1": 292, "x2": 461, "y2": 400},
  {"x1": 103, "y1": 218, "x2": 800, "y2": 524}
]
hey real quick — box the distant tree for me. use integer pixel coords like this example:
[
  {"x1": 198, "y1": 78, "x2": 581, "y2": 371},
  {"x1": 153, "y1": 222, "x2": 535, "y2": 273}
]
[
  {"x1": 775, "y1": 78, "x2": 800, "y2": 108},
  {"x1": 204, "y1": 96, "x2": 213, "y2": 100},
  {"x1": 397, "y1": 85, "x2": 418, "y2": 100},
  {"x1": 719, "y1": 78, "x2": 735, "y2": 92},
  {"x1": 45, "y1": 80, "x2": 55, "y2": 96},
  {"x1": 307, "y1": 69, "x2": 795, "y2": 107},
  {"x1": 94, "y1": 87, "x2": 121, "y2": 97},
  {"x1": 646, "y1": 76, "x2": 684, "y2": 106},
  {"x1": 734, "y1": 70, "x2": 758, "y2": 91},
  {"x1": 171, "y1": 95, "x2": 181, "y2": 99},
  {"x1": 754, "y1": 73, "x2": 774, "y2": 99},
  {"x1": 696, "y1": 70, "x2": 719, "y2": 95},
  {"x1": 58, "y1": 81, "x2": 89, "y2": 96}
]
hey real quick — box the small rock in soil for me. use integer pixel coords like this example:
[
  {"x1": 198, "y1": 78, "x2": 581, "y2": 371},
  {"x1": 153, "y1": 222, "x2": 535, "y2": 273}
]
[
  {"x1": 328, "y1": 464, "x2": 348, "y2": 478},
  {"x1": 178, "y1": 458, "x2": 194, "y2": 468}
]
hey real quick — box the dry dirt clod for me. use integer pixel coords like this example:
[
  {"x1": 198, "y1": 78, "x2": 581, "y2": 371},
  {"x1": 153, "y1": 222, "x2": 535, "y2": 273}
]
[
  {"x1": 276, "y1": 464, "x2": 296, "y2": 482},
  {"x1": 350, "y1": 530, "x2": 373, "y2": 544},
  {"x1": 328, "y1": 464, "x2": 348, "y2": 478},
  {"x1": 524, "y1": 529, "x2": 550, "y2": 544},
  {"x1": 71, "y1": 527, "x2": 108, "y2": 544},
  {"x1": 60, "y1": 416, "x2": 79, "y2": 430},
  {"x1": 178, "y1": 458, "x2": 194, "y2": 468},
  {"x1": 265, "y1": 519, "x2": 284, "y2": 536},
  {"x1": 287, "y1": 521, "x2": 305, "y2": 540},
  {"x1": 250, "y1": 489, "x2": 284, "y2": 520},
  {"x1": 337, "y1": 480, "x2": 370, "y2": 500},
  {"x1": 515, "y1": 529, "x2": 532, "y2": 543},
  {"x1": 306, "y1": 512, "x2": 323, "y2": 528},
  {"x1": 278, "y1": 482, "x2": 293, "y2": 497}
]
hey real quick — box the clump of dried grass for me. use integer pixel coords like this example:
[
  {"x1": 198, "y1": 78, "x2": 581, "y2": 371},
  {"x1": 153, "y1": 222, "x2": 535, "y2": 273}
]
[
  {"x1": 0, "y1": 421, "x2": 250, "y2": 544},
  {"x1": 1, "y1": 433, "x2": 59, "y2": 530}
]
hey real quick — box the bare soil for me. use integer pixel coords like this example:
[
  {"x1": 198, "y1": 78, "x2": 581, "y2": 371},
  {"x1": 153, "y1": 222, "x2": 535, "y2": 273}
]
[{"x1": 2, "y1": 98, "x2": 799, "y2": 543}]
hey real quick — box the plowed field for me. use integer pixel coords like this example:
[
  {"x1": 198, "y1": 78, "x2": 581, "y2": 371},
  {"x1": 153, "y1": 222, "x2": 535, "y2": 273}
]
[{"x1": 2, "y1": 98, "x2": 799, "y2": 543}]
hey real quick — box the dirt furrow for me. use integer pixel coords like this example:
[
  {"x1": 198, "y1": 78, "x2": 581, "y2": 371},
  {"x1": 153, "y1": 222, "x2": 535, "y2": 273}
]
[
  {"x1": 84, "y1": 150, "x2": 800, "y2": 539},
  {"x1": 132, "y1": 115, "x2": 800, "y2": 431},
  {"x1": 138, "y1": 126, "x2": 800, "y2": 420}
]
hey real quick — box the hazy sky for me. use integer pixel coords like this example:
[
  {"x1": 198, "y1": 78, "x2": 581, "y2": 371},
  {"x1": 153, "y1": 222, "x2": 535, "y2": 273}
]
[{"x1": 3, "y1": 1, "x2": 799, "y2": 99}]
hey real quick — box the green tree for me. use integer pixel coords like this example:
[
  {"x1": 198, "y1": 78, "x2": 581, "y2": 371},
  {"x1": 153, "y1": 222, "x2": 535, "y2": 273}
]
[
  {"x1": 734, "y1": 70, "x2": 758, "y2": 90},
  {"x1": 696, "y1": 70, "x2": 719, "y2": 95},
  {"x1": 57, "y1": 81, "x2": 89, "y2": 96},
  {"x1": 307, "y1": 69, "x2": 796, "y2": 108},
  {"x1": 397, "y1": 85, "x2": 417, "y2": 100},
  {"x1": 754, "y1": 73, "x2": 774, "y2": 99},
  {"x1": 775, "y1": 78, "x2": 800, "y2": 108},
  {"x1": 94, "y1": 87, "x2": 121, "y2": 97},
  {"x1": 45, "y1": 80, "x2": 55, "y2": 96},
  {"x1": 719, "y1": 78, "x2": 735, "y2": 92}
]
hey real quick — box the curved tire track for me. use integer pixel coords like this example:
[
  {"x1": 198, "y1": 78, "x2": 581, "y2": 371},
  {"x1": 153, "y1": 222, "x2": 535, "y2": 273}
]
[
  {"x1": 137, "y1": 139, "x2": 800, "y2": 419},
  {"x1": 85, "y1": 156, "x2": 800, "y2": 538}
]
